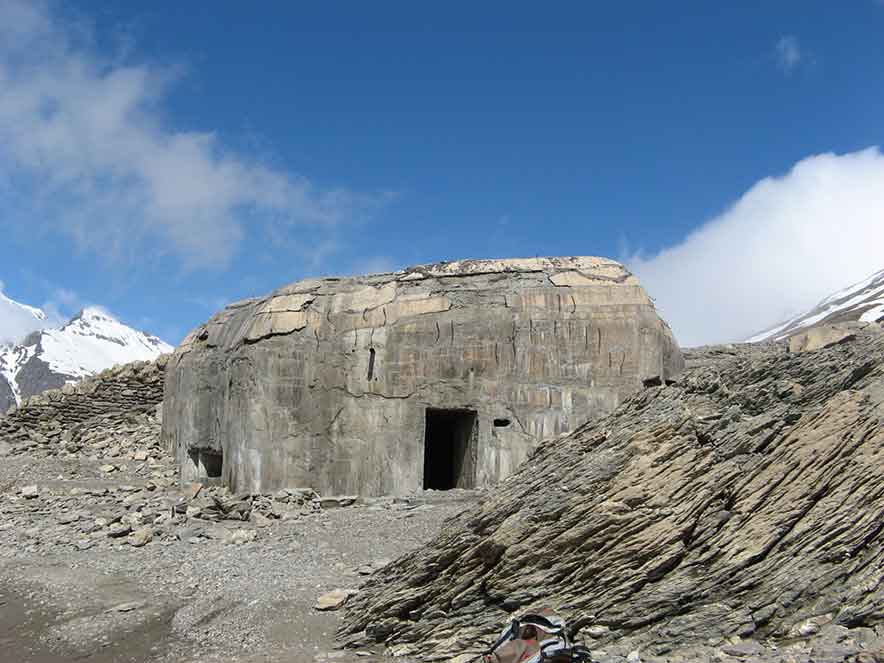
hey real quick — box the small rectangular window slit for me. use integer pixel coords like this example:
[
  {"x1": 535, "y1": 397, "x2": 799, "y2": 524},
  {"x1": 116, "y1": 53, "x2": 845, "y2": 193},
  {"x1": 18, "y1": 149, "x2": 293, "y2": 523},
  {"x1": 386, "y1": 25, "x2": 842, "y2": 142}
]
[{"x1": 367, "y1": 348, "x2": 376, "y2": 381}]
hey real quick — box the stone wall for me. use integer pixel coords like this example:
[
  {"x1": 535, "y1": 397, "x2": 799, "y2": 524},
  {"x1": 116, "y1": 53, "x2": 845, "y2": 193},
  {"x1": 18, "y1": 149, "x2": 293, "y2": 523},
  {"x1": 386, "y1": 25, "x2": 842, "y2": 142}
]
[
  {"x1": 0, "y1": 356, "x2": 168, "y2": 446},
  {"x1": 0, "y1": 378, "x2": 14, "y2": 416},
  {"x1": 163, "y1": 257, "x2": 684, "y2": 496}
]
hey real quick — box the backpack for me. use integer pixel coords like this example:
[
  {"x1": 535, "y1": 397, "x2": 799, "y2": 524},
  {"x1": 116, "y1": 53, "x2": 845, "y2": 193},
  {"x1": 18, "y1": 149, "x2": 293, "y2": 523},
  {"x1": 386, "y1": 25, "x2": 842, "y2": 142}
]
[{"x1": 475, "y1": 608, "x2": 592, "y2": 663}]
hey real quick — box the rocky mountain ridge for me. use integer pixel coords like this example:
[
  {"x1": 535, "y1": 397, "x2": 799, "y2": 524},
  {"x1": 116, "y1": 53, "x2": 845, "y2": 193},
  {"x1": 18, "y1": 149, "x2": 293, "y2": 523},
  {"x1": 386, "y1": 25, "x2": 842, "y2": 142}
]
[{"x1": 1, "y1": 303, "x2": 172, "y2": 414}]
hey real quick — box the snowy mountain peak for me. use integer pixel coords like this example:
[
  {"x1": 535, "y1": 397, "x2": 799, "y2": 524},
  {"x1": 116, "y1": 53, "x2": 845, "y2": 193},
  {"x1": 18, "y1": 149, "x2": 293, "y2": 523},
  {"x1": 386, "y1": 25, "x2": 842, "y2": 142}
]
[
  {"x1": 71, "y1": 306, "x2": 111, "y2": 322},
  {"x1": 0, "y1": 299, "x2": 172, "y2": 413},
  {"x1": 0, "y1": 290, "x2": 46, "y2": 323},
  {"x1": 749, "y1": 268, "x2": 884, "y2": 343},
  {"x1": 39, "y1": 307, "x2": 172, "y2": 379}
]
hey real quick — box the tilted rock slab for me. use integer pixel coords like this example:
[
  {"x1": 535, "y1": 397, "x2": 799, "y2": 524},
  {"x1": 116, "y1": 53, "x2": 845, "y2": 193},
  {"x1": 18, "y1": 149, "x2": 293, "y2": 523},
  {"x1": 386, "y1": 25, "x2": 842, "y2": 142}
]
[
  {"x1": 162, "y1": 257, "x2": 682, "y2": 496},
  {"x1": 340, "y1": 329, "x2": 884, "y2": 659}
]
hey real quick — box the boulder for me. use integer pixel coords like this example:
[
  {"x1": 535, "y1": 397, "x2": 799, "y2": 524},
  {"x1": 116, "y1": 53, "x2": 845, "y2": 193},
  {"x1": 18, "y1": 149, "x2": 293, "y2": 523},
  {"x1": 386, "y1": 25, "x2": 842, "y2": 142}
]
[
  {"x1": 320, "y1": 496, "x2": 358, "y2": 509},
  {"x1": 107, "y1": 522, "x2": 131, "y2": 538},
  {"x1": 229, "y1": 529, "x2": 257, "y2": 545},
  {"x1": 127, "y1": 526, "x2": 153, "y2": 548},
  {"x1": 315, "y1": 589, "x2": 359, "y2": 612},
  {"x1": 787, "y1": 322, "x2": 863, "y2": 353}
]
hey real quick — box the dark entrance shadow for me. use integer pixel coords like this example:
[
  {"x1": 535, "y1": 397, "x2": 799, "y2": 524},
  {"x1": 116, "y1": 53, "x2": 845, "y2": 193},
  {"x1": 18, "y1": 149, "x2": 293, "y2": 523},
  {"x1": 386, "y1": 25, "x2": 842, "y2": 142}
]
[{"x1": 423, "y1": 408, "x2": 478, "y2": 490}]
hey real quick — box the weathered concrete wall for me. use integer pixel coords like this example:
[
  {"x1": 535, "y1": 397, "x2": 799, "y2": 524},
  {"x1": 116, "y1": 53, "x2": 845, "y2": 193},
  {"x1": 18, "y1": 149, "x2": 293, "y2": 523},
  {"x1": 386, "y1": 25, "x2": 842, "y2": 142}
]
[{"x1": 162, "y1": 257, "x2": 683, "y2": 496}]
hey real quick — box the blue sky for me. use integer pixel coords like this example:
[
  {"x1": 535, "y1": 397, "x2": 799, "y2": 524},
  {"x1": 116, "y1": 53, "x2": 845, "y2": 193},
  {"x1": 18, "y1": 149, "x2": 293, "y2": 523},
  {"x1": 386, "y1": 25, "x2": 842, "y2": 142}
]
[{"x1": 1, "y1": 1, "x2": 884, "y2": 346}]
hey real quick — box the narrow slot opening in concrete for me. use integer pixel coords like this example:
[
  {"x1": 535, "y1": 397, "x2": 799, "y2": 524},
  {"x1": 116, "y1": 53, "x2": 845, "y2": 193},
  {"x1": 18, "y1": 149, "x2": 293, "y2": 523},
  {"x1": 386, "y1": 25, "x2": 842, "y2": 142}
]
[
  {"x1": 423, "y1": 408, "x2": 477, "y2": 490},
  {"x1": 493, "y1": 418, "x2": 511, "y2": 427},
  {"x1": 367, "y1": 347, "x2": 376, "y2": 381}
]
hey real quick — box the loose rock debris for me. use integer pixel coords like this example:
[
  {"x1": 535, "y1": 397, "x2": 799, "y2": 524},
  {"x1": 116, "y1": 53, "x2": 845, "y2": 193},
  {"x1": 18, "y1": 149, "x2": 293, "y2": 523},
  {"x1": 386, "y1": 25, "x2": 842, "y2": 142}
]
[{"x1": 0, "y1": 397, "x2": 469, "y2": 662}]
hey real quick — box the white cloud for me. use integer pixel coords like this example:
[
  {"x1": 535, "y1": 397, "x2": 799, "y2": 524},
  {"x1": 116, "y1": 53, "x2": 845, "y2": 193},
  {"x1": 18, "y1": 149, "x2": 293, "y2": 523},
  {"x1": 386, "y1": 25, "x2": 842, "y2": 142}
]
[
  {"x1": 0, "y1": 0, "x2": 387, "y2": 268},
  {"x1": 629, "y1": 148, "x2": 884, "y2": 347},
  {"x1": 775, "y1": 35, "x2": 802, "y2": 74}
]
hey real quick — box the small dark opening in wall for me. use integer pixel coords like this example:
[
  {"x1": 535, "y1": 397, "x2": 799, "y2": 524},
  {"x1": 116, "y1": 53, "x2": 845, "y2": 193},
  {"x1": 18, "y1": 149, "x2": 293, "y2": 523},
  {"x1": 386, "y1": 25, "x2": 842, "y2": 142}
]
[
  {"x1": 367, "y1": 348, "x2": 376, "y2": 381},
  {"x1": 200, "y1": 452, "x2": 223, "y2": 478},
  {"x1": 642, "y1": 376, "x2": 663, "y2": 388},
  {"x1": 423, "y1": 409, "x2": 477, "y2": 490},
  {"x1": 493, "y1": 418, "x2": 511, "y2": 428}
]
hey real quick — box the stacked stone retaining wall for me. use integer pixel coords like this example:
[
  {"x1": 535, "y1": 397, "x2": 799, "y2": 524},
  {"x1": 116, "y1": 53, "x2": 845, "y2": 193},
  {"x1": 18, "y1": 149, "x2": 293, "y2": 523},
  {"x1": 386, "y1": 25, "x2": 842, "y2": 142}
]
[{"x1": 0, "y1": 356, "x2": 168, "y2": 444}]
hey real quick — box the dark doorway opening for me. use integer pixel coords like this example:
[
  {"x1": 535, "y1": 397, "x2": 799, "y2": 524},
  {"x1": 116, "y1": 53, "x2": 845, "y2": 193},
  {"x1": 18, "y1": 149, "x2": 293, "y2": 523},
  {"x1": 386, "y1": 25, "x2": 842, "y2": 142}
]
[
  {"x1": 189, "y1": 450, "x2": 223, "y2": 482},
  {"x1": 201, "y1": 452, "x2": 223, "y2": 478},
  {"x1": 423, "y1": 408, "x2": 477, "y2": 490}
]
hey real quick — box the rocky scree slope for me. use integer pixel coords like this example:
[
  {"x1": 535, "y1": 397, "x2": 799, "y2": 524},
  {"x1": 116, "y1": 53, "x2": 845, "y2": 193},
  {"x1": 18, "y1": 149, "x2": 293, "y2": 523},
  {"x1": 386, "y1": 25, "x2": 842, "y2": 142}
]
[
  {"x1": 342, "y1": 329, "x2": 884, "y2": 660},
  {"x1": 1, "y1": 306, "x2": 172, "y2": 414},
  {"x1": 750, "y1": 267, "x2": 884, "y2": 342}
]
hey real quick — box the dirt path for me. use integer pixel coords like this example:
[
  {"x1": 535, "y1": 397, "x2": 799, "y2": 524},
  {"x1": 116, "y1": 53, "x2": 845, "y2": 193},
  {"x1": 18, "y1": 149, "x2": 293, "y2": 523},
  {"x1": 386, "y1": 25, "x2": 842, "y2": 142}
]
[{"x1": 0, "y1": 587, "x2": 178, "y2": 663}]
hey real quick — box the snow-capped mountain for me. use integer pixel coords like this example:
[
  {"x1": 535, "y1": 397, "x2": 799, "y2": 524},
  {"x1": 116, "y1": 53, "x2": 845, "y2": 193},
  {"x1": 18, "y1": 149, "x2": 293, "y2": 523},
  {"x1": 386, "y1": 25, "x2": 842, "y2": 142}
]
[
  {"x1": 0, "y1": 304, "x2": 172, "y2": 413},
  {"x1": 749, "y1": 268, "x2": 884, "y2": 343}
]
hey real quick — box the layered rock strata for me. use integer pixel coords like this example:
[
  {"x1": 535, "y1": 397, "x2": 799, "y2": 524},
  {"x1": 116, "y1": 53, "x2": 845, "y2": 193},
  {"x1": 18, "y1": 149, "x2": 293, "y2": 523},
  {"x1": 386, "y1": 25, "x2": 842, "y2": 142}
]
[
  {"x1": 341, "y1": 327, "x2": 884, "y2": 660},
  {"x1": 162, "y1": 257, "x2": 683, "y2": 496}
]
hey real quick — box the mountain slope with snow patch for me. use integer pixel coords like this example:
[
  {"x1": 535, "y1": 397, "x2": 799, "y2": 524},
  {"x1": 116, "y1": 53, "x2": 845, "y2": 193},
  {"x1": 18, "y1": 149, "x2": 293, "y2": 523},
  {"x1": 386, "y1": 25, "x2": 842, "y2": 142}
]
[
  {"x1": 0, "y1": 289, "x2": 49, "y2": 344},
  {"x1": 749, "y1": 267, "x2": 884, "y2": 342}
]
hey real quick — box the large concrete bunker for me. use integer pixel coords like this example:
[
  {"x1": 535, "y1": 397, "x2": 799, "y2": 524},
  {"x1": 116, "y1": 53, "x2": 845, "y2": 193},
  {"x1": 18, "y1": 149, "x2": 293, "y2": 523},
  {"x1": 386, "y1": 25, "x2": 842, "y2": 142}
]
[{"x1": 162, "y1": 257, "x2": 683, "y2": 496}]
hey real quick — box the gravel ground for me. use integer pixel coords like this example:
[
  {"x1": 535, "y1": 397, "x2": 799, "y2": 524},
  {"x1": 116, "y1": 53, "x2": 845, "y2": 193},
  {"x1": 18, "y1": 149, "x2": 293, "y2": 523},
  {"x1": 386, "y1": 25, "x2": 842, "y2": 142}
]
[{"x1": 0, "y1": 442, "x2": 480, "y2": 662}]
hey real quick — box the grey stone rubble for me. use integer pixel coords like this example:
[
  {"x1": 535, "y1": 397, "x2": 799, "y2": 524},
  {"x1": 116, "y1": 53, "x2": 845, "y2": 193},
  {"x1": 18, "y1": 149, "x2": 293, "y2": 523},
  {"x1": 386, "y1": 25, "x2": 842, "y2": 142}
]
[
  {"x1": 0, "y1": 474, "x2": 470, "y2": 662},
  {"x1": 342, "y1": 326, "x2": 884, "y2": 662}
]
